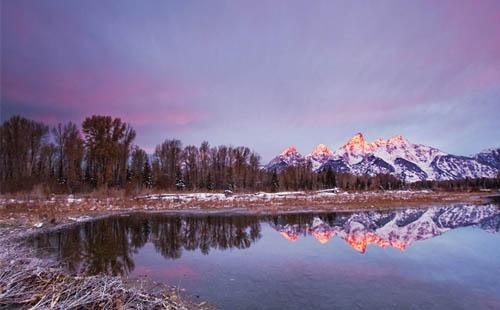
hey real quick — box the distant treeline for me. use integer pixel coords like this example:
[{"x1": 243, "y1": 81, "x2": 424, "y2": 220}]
[{"x1": 1, "y1": 115, "x2": 499, "y2": 194}]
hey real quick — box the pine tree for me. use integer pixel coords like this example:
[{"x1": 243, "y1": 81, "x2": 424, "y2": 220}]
[
  {"x1": 206, "y1": 172, "x2": 214, "y2": 190},
  {"x1": 143, "y1": 159, "x2": 153, "y2": 188},
  {"x1": 175, "y1": 170, "x2": 186, "y2": 191},
  {"x1": 271, "y1": 171, "x2": 279, "y2": 192}
]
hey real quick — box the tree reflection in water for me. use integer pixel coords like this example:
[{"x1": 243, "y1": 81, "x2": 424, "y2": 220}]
[{"x1": 30, "y1": 214, "x2": 262, "y2": 275}]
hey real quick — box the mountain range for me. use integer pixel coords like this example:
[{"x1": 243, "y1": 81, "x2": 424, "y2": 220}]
[{"x1": 266, "y1": 133, "x2": 500, "y2": 182}]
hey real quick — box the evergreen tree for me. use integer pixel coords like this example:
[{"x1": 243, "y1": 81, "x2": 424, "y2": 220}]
[
  {"x1": 143, "y1": 159, "x2": 153, "y2": 188},
  {"x1": 271, "y1": 171, "x2": 279, "y2": 192}
]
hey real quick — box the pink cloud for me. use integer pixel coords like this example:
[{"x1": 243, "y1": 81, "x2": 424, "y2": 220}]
[{"x1": 1, "y1": 67, "x2": 207, "y2": 127}]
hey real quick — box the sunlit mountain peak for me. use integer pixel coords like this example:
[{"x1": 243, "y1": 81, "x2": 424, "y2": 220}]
[
  {"x1": 311, "y1": 144, "x2": 332, "y2": 156},
  {"x1": 388, "y1": 134, "x2": 407, "y2": 144},
  {"x1": 345, "y1": 132, "x2": 366, "y2": 146},
  {"x1": 280, "y1": 146, "x2": 298, "y2": 156}
]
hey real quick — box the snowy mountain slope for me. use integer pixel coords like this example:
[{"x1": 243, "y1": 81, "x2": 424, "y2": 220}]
[
  {"x1": 266, "y1": 133, "x2": 499, "y2": 182},
  {"x1": 430, "y1": 154, "x2": 498, "y2": 180},
  {"x1": 350, "y1": 155, "x2": 395, "y2": 176},
  {"x1": 267, "y1": 146, "x2": 305, "y2": 172},
  {"x1": 393, "y1": 158, "x2": 428, "y2": 181},
  {"x1": 475, "y1": 148, "x2": 500, "y2": 169},
  {"x1": 316, "y1": 159, "x2": 351, "y2": 173},
  {"x1": 305, "y1": 144, "x2": 334, "y2": 171}
]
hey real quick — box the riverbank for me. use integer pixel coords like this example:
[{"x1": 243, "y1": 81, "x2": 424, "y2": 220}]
[
  {"x1": 0, "y1": 190, "x2": 496, "y2": 309},
  {"x1": 0, "y1": 190, "x2": 493, "y2": 228}
]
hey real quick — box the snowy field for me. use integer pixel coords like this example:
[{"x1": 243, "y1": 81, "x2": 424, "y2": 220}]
[
  {"x1": 134, "y1": 188, "x2": 434, "y2": 203},
  {"x1": 0, "y1": 189, "x2": 458, "y2": 208}
]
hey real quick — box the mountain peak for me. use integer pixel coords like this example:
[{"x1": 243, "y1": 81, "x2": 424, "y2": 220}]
[
  {"x1": 346, "y1": 132, "x2": 366, "y2": 146},
  {"x1": 311, "y1": 144, "x2": 332, "y2": 156},
  {"x1": 280, "y1": 146, "x2": 298, "y2": 156},
  {"x1": 341, "y1": 132, "x2": 375, "y2": 156},
  {"x1": 388, "y1": 134, "x2": 407, "y2": 144}
]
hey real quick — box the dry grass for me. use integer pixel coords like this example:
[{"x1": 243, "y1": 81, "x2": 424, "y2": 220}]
[
  {"x1": 0, "y1": 226, "x2": 211, "y2": 310},
  {"x1": 0, "y1": 265, "x2": 182, "y2": 309}
]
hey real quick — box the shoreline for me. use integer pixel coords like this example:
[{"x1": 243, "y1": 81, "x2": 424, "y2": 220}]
[
  {"x1": 0, "y1": 190, "x2": 497, "y2": 309},
  {"x1": 0, "y1": 224, "x2": 207, "y2": 310},
  {"x1": 0, "y1": 190, "x2": 494, "y2": 227},
  {"x1": 0, "y1": 210, "x2": 214, "y2": 309}
]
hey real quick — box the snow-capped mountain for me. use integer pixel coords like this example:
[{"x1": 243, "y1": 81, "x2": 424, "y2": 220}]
[
  {"x1": 266, "y1": 133, "x2": 499, "y2": 182},
  {"x1": 305, "y1": 144, "x2": 334, "y2": 171},
  {"x1": 335, "y1": 133, "x2": 384, "y2": 165},
  {"x1": 270, "y1": 204, "x2": 500, "y2": 253},
  {"x1": 475, "y1": 148, "x2": 500, "y2": 169},
  {"x1": 266, "y1": 146, "x2": 305, "y2": 172}
]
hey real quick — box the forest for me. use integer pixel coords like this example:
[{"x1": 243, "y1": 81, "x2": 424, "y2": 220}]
[{"x1": 1, "y1": 115, "x2": 499, "y2": 195}]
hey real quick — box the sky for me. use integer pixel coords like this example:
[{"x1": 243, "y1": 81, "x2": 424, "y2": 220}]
[{"x1": 1, "y1": 0, "x2": 500, "y2": 161}]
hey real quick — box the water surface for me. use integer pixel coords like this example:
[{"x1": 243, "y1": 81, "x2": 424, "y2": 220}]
[{"x1": 31, "y1": 204, "x2": 500, "y2": 309}]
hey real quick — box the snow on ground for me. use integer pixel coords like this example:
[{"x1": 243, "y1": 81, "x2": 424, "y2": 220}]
[
  {"x1": 134, "y1": 188, "x2": 435, "y2": 203},
  {"x1": 136, "y1": 190, "x2": 339, "y2": 202},
  {"x1": 3, "y1": 189, "x2": 483, "y2": 212}
]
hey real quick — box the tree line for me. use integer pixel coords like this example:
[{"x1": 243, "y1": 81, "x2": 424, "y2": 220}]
[
  {"x1": 1, "y1": 115, "x2": 499, "y2": 194},
  {"x1": 0, "y1": 115, "x2": 265, "y2": 194}
]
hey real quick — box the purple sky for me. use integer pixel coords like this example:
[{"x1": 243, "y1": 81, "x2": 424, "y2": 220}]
[{"x1": 2, "y1": 0, "x2": 500, "y2": 161}]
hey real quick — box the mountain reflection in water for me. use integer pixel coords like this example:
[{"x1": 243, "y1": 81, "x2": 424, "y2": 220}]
[{"x1": 30, "y1": 204, "x2": 500, "y2": 277}]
